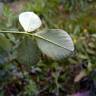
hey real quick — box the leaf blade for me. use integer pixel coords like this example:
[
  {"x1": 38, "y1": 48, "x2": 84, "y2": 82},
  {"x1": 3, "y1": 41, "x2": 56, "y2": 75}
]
[
  {"x1": 35, "y1": 29, "x2": 74, "y2": 60},
  {"x1": 19, "y1": 12, "x2": 42, "y2": 32},
  {"x1": 17, "y1": 37, "x2": 40, "y2": 65}
]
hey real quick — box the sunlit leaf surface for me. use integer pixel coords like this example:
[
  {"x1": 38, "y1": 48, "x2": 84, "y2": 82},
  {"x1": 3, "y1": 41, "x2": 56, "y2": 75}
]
[{"x1": 19, "y1": 12, "x2": 42, "y2": 32}]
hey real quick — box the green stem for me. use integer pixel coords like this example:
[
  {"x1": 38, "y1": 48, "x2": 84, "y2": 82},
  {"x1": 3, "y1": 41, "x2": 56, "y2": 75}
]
[
  {"x1": 0, "y1": 30, "x2": 34, "y2": 36},
  {"x1": 0, "y1": 30, "x2": 25, "y2": 34}
]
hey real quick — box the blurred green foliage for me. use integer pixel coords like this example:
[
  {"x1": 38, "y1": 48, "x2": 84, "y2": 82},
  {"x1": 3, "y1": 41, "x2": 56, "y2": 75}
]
[{"x1": 0, "y1": 0, "x2": 96, "y2": 95}]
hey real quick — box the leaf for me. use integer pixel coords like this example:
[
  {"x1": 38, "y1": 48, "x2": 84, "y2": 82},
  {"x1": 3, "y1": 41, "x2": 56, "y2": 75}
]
[
  {"x1": 17, "y1": 37, "x2": 40, "y2": 65},
  {"x1": 19, "y1": 12, "x2": 42, "y2": 32},
  {"x1": 0, "y1": 34, "x2": 12, "y2": 51},
  {"x1": 74, "y1": 71, "x2": 86, "y2": 82},
  {"x1": 0, "y1": 34, "x2": 13, "y2": 64},
  {"x1": 34, "y1": 29, "x2": 74, "y2": 60}
]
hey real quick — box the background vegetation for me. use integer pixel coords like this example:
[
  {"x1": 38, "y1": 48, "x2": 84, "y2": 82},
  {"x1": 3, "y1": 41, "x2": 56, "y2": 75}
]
[{"x1": 0, "y1": 0, "x2": 96, "y2": 96}]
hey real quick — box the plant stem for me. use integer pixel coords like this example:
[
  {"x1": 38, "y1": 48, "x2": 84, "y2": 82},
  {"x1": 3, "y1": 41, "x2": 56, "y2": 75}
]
[
  {"x1": 0, "y1": 30, "x2": 26, "y2": 34},
  {"x1": 0, "y1": 30, "x2": 34, "y2": 36}
]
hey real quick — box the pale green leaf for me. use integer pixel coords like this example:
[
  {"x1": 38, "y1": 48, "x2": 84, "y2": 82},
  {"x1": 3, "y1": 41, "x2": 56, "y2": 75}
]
[{"x1": 34, "y1": 29, "x2": 74, "y2": 60}]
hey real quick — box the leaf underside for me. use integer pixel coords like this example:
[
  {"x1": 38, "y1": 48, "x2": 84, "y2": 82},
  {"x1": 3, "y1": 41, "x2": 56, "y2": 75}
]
[{"x1": 35, "y1": 29, "x2": 74, "y2": 60}]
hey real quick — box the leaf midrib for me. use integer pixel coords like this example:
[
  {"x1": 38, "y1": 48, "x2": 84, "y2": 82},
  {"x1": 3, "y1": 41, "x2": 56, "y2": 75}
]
[{"x1": 33, "y1": 33, "x2": 73, "y2": 52}]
